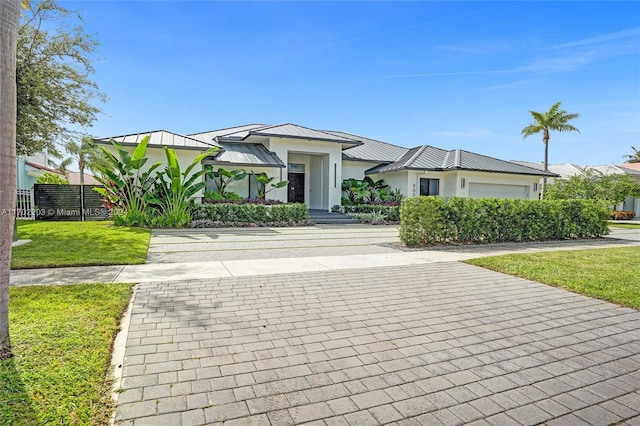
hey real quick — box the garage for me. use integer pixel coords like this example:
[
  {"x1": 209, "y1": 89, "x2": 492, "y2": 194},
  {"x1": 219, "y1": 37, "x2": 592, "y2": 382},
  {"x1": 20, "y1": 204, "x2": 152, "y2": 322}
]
[{"x1": 468, "y1": 183, "x2": 530, "y2": 199}]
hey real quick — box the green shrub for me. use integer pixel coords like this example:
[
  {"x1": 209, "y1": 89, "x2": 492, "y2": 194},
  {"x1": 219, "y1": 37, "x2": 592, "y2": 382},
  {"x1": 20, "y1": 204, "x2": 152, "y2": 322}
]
[
  {"x1": 334, "y1": 204, "x2": 400, "y2": 222},
  {"x1": 399, "y1": 196, "x2": 610, "y2": 246},
  {"x1": 35, "y1": 171, "x2": 69, "y2": 185},
  {"x1": 204, "y1": 190, "x2": 243, "y2": 202},
  {"x1": 191, "y1": 203, "x2": 309, "y2": 227}
]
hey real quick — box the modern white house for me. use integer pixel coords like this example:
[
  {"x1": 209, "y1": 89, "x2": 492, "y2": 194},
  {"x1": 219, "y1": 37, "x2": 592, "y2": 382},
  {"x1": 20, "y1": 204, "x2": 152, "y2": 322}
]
[{"x1": 95, "y1": 123, "x2": 556, "y2": 211}]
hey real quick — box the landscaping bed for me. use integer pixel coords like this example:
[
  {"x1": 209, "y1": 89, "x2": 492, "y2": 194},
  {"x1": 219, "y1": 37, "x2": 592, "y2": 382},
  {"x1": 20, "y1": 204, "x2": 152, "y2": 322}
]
[{"x1": 191, "y1": 202, "x2": 312, "y2": 227}]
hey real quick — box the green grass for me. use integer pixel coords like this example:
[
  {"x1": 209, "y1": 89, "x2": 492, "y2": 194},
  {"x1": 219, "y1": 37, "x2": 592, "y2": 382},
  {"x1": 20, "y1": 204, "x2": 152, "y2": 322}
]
[
  {"x1": 12, "y1": 221, "x2": 150, "y2": 269},
  {"x1": 466, "y1": 247, "x2": 640, "y2": 309},
  {"x1": 609, "y1": 223, "x2": 640, "y2": 229},
  {"x1": 0, "y1": 283, "x2": 133, "y2": 425}
]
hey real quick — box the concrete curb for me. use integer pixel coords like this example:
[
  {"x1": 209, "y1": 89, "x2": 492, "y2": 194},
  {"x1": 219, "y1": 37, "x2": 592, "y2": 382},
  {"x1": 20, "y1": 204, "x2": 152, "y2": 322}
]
[{"x1": 109, "y1": 284, "x2": 137, "y2": 426}]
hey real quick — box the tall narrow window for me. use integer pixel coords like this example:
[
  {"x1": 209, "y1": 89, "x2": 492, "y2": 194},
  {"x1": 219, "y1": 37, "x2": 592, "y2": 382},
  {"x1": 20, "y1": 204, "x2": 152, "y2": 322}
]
[{"x1": 419, "y1": 178, "x2": 440, "y2": 196}]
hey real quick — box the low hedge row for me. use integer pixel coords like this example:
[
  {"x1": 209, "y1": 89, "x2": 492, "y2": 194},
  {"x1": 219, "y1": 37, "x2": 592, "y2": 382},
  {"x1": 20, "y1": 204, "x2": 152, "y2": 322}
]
[
  {"x1": 400, "y1": 197, "x2": 610, "y2": 246},
  {"x1": 191, "y1": 203, "x2": 310, "y2": 227},
  {"x1": 332, "y1": 204, "x2": 400, "y2": 221}
]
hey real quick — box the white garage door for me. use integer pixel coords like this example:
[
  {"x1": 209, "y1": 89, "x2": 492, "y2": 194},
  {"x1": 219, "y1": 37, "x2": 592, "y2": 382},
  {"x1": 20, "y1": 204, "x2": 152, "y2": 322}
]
[{"x1": 468, "y1": 183, "x2": 530, "y2": 200}]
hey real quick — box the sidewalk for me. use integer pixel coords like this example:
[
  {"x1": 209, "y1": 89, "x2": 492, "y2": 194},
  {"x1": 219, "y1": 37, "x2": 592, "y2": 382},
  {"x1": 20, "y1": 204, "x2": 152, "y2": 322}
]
[{"x1": 10, "y1": 233, "x2": 640, "y2": 286}]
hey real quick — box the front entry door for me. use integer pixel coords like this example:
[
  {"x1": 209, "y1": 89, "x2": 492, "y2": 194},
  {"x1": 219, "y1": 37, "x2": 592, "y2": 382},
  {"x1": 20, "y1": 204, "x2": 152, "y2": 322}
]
[{"x1": 287, "y1": 173, "x2": 305, "y2": 203}]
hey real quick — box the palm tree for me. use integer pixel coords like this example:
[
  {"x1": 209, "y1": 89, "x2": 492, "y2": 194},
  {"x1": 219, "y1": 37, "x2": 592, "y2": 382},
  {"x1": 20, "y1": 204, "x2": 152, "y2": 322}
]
[
  {"x1": 623, "y1": 146, "x2": 640, "y2": 164},
  {"x1": 0, "y1": 0, "x2": 21, "y2": 360},
  {"x1": 522, "y1": 101, "x2": 580, "y2": 197},
  {"x1": 57, "y1": 136, "x2": 108, "y2": 184}
]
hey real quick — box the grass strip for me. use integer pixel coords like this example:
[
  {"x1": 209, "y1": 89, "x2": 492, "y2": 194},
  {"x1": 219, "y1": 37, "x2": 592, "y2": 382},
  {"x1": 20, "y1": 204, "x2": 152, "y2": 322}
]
[
  {"x1": 609, "y1": 223, "x2": 640, "y2": 229},
  {"x1": 12, "y1": 221, "x2": 150, "y2": 269},
  {"x1": 0, "y1": 283, "x2": 133, "y2": 425},
  {"x1": 466, "y1": 247, "x2": 640, "y2": 310}
]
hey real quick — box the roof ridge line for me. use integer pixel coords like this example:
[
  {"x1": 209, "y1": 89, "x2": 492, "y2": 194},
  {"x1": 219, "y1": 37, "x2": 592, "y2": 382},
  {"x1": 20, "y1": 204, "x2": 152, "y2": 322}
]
[
  {"x1": 441, "y1": 151, "x2": 451, "y2": 169},
  {"x1": 405, "y1": 145, "x2": 427, "y2": 168}
]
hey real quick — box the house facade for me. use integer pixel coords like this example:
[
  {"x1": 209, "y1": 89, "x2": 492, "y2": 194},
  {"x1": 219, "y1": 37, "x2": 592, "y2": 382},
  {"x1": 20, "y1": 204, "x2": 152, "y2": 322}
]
[
  {"x1": 16, "y1": 152, "x2": 65, "y2": 190},
  {"x1": 95, "y1": 123, "x2": 555, "y2": 210}
]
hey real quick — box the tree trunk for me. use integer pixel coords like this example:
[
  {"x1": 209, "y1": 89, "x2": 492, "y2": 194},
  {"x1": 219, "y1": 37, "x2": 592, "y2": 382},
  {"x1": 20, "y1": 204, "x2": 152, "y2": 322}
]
[
  {"x1": 0, "y1": 0, "x2": 20, "y2": 360},
  {"x1": 79, "y1": 158, "x2": 85, "y2": 185},
  {"x1": 541, "y1": 130, "x2": 550, "y2": 199}
]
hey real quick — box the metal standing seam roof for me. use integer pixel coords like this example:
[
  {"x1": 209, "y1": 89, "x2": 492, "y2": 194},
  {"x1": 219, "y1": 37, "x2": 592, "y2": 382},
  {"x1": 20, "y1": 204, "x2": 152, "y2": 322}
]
[
  {"x1": 212, "y1": 123, "x2": 364, "y2": 148},
  {"x1": 204, "y1": 142, "x2": 285, "y2": 168},
  {"x1": 366, "y1": 146, "x2": 558, "y2": 177},
  {"x1": 188, "y1": 124, "x2": 268, "y2": 143},
  {"x1": 325, "y1": 130, "x2": 409, "y2": 163},
  {"x1": 94, "y1": 130, "x2": 220, "y2": 151}
]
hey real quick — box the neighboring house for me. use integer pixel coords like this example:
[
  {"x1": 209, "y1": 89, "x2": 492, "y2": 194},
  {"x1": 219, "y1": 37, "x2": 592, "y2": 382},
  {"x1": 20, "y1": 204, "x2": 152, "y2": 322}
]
[
  {"x1": 514, "y1": 161, "x2": 640, "y2": 217},
  {"x1": 510, "y1": 161, "x2": 584, "y2": 183},
  {"x1": 65, "y1": 171, "x2": 100, "y2": 185},
  {"x1": 95, "y1": 123, "x2": 555, "y2": 211},
  {"x1": 16, "y1": 152, "x2": 65, "y2": 190}
]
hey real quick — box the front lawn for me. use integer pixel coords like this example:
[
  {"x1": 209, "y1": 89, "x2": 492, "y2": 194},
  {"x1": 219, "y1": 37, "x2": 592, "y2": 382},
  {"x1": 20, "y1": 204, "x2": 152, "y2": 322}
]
[
  {"x1": 466, "y1": 247, "x2": 640, "y2": 309},
  {"x1": 609, "y1": 222, "x2": 640, "y2": 229},
  {"x1": 12, "y1": 220, "x2": 150, "y2": 269},
  {"x1": 0, "y1": 283, "x2": 133, "y2": 425}
]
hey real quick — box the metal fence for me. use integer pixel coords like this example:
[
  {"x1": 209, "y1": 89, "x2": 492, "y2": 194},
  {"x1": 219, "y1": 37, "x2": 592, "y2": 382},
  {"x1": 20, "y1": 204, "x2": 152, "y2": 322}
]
[
  {"x1": 16, "y1": 188, "x2": 35, "y2": 220},
  {"x1": 33, "y1": 184, "x2": 109, "y2": 221}
]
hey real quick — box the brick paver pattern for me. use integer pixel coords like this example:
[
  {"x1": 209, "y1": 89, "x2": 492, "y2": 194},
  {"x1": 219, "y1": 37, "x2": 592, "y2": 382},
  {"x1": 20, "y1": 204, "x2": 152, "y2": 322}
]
[{"x1": 115, "y1": 262, "x2": 640, "y2": 425}]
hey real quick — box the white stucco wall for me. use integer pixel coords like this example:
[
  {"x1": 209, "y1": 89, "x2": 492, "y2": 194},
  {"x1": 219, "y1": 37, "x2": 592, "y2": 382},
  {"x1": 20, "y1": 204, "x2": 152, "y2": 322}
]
[
  {"x1": 456, "y1": 171, "x2": 541, "y2": 200},
  {"x1": 343, "y1": 160, "x2": 379, "y2": 181},
  {"x1": 369, "y1": 169, "x2": 542, "y2": 200},
  {"x1": 102, "y1": 145, "x2": 208, "y2": 200},
  {"x1": 407, "y1": 170, "x2": 456, "y2": 197},
  {"x1": 268, "y1": 137, "x2": 343, "y2": 210},
  {"x1": 368, "y1": 172, "x2": 412, "y2": 197}
]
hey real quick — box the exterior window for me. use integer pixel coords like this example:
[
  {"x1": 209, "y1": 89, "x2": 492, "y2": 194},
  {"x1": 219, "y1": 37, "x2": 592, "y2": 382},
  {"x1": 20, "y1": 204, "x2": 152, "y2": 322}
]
[{"x1": 419, "y1": 178, "x2": 439, "y2": 196}]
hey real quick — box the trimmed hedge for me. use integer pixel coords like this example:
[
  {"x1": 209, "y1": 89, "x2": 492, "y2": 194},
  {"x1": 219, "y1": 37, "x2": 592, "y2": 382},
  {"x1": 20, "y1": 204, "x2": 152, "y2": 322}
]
[
  {"x1": 333, "y1": 204, "x2": 400, "y2": 221},
  {"x1": 191, "y1": 203, "x2": 310, "y2": 227},
  {"x1": 400, "y1": 197, "x2": 610, "y2": 246}
]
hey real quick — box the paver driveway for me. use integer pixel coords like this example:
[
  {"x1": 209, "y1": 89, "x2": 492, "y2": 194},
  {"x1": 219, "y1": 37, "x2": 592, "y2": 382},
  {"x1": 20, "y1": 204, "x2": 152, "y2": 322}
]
[{"x1": 115, "y1": 262, "x2": 640, "y2": 425}]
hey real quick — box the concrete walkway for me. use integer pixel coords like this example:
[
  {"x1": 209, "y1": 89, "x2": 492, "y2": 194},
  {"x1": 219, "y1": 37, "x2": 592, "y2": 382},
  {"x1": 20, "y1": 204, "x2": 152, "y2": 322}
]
[{"x1": 9, "y1": 227, "x2": 640, "y2": 286}]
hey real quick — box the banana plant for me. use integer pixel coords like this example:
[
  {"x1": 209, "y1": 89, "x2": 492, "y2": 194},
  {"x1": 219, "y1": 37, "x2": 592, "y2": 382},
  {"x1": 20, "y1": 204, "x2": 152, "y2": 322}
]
[
  {"x1": 93, "y1": 136, "x2": 162, "y2": 226},
  {"x1": 252, "y1": 171, "x2": 289, "y2": 199},
  {"x1": 207, "y1": 167, "x2": 247, "y2": 196},
  {"x1": 148, "y1": 146, "x2": 219, "y2": 227}
]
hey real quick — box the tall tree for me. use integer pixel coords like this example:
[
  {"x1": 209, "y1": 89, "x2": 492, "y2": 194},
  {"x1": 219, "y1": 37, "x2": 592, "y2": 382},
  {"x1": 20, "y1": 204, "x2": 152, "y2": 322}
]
[
  {"x1": 522, "y1": 101, "x2": 580, "y2": 196},
  {"x1": 57, "y1": 136, "x2": 108, "y2": 184},
  {"x1": 1, "y1": 0, "x2": 21, "y2": 361},
  {"x1": 623, "y1": 146, "x2": 640, "y2": 164},
  {"x1": 17, "y1": 0, "x2": 106, "y2": 157}
]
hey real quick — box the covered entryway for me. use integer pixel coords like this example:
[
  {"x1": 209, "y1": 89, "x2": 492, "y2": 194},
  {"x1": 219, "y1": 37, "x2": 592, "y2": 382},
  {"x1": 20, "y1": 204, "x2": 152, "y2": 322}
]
[{"x1": 469, "y1": 183, "x2": 530, "y2": 199}]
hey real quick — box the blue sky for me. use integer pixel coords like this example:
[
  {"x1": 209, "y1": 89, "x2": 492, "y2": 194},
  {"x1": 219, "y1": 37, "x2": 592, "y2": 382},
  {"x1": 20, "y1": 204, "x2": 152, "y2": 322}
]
[{"x1": 65, "y1": 1, "x2": 639, "y2": 166}]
